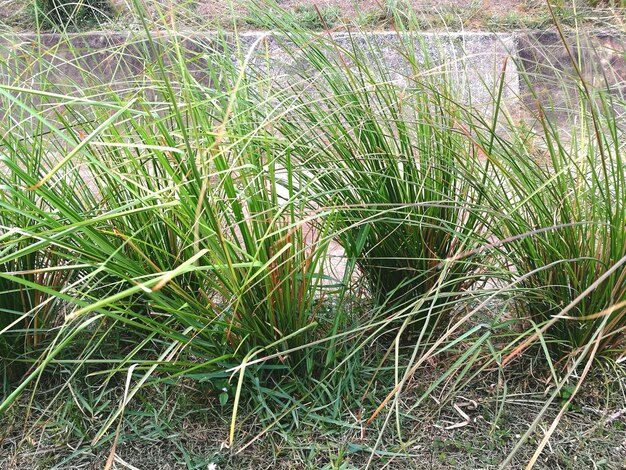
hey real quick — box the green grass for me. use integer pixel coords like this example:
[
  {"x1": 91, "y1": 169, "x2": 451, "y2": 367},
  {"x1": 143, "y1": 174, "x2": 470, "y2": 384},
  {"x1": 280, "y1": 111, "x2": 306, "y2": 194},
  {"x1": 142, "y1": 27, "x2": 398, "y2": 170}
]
[
  {"x1": 34, "y1": 0, "x2": 116, "y2": 30},
  {"x1": 465, "y1": 19, "x2": 626, "y2": 364},
  {"x1": 246, "y1": 4, "x2": 341, "y2": 31},
  {"x1": 1, "y1": 1, "x2": 626, "y2": 468},
  {"x1": 255, "y1": 24, "x2": 496, "y2": 341}
]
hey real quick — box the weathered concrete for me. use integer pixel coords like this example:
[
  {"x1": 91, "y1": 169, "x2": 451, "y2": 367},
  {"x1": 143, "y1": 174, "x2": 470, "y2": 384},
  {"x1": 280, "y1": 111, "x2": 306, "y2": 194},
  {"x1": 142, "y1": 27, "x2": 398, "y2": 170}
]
[
  {"x1": 0, "y1": 32, "x2": 218, "y2": 91},
  {"x1": 517, "y1": 30, "x2": 626, "y2": 122},
  {"x1": 0, "y1": 30, "x2": 625, "y2": 120},
  {"x1": 252, "y1": 32, "x2": 519, "y2": 109},
  {"x1": 0, "y1": 31, "x2": 518, "y2": 111}
]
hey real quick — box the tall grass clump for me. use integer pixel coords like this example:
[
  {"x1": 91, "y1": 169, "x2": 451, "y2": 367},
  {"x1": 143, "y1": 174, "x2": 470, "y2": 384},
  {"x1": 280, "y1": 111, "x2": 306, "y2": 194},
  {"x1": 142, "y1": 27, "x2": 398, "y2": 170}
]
[
  {"x1": 471, "y1": 56, "x2": 626, "y2": 462},
  {"x1": 472, "y1": 33, "x2": 626, "y2": 363},
  {"x1": 0, "y1": 110, "x2": 101, "y2": 390},
  {"x1": 0, "y1": 18, "x2": 346, "y2": 425},
  {"x1": 0, "y1": 184, "x2": 68, "y2": 389},
  {"x1": 255, "y1": 25, "x2": 496, "y2": 342},
  {"x1": 0, "y1": 12, "x2": 506, "y2": 456}
]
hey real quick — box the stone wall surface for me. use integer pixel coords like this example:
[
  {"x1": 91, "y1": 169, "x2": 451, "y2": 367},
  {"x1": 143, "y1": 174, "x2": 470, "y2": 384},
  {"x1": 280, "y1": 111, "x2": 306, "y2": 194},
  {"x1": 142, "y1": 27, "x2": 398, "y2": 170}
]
[
  {"x1": 517, "y1": 30, "x2": 626, "y2": 121},
  {"x1": 0, "y1": 30, "x2": 624, "y2": 118}
]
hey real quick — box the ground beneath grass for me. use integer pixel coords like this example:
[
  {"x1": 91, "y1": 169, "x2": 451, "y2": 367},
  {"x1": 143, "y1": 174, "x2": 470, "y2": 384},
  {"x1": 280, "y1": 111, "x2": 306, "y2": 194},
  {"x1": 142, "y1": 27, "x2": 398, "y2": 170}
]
[{"x1": 2, "y1": 364, "x2": 625, "y2": 469}]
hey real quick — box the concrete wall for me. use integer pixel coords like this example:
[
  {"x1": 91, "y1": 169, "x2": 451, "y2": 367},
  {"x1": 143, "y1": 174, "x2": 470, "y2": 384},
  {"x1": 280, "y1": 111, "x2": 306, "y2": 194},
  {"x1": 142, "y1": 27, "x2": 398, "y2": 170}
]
[
  {"x1": 517, "y1": 30, "x2": 626, "y2": 121},
  {"x1": 0, "y1": 30, "x2": 624, "y2": 117}
]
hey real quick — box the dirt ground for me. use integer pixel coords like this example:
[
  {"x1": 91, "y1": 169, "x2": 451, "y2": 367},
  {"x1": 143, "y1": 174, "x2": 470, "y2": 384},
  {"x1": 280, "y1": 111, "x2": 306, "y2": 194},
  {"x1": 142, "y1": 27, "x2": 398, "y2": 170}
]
[
  {"x1": 198, "y1": 0, "x2": 527, "y2": 17},
  {"x1": 2, "y1": 0, "x2": 617, "y2": 32},
  {"x1": 195, "y1": 0, "x2": 529, "y2": 23},
  {"x1": 2, "y1": 366, "x2": 625, "y2": 469},
  {"x1": 182, "y1": 0, "x2": 549, "y2": 31}
]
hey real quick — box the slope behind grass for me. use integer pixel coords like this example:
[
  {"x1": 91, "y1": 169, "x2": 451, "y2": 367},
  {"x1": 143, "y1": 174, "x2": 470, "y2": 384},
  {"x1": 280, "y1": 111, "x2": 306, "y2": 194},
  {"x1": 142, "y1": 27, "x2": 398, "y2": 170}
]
[{"x1": 2, "y1": 0, "x2": 625, "y2": 32}]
